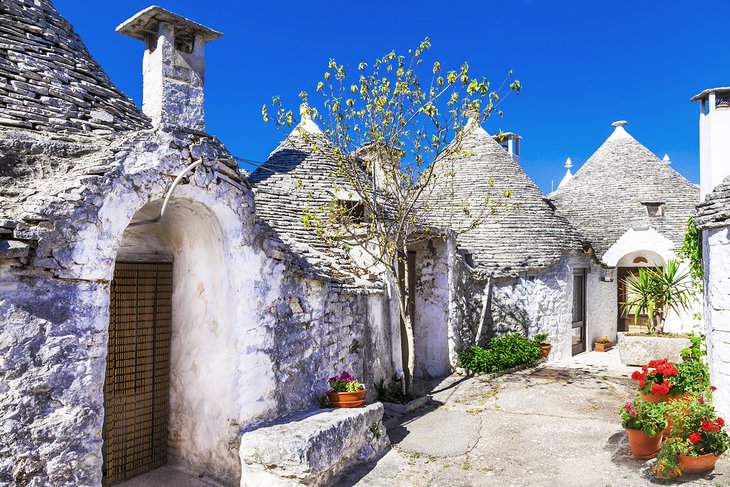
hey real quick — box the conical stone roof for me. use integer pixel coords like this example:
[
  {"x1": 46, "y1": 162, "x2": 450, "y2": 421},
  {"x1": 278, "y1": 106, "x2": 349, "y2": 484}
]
[
  {"x1": 0, "y1": 0, "x2": 149, "y2": 134},
  {"x1": 420, "y1": 119, "x2": 586, "y2": 276},
  {"x1": 250, "y1": 113, "x2": 366, "y2": 282},
  {"x1": 550, "y1": 121, "x2": 699, "y2": 262}
]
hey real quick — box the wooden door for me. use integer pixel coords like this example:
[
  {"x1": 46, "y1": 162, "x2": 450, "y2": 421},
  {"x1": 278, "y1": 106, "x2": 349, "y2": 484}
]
[
  {"x1": 571, "y1": 269, "x2": 586, "y2": 356},
  {"x1": 103, "y1": 261, "x2": 172, "y2": 485}
]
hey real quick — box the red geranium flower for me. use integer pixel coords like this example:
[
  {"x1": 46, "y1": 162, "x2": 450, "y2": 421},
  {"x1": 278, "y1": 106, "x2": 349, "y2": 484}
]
[
  {"x1": 698, "y1": 397, "x2": 705, "y2": 403},
  {"x1": 651, "y1": 382, "x2": 671, "y2": 395},
  {"x1": 717, "y1": 417, "x2": 725, "y2": 427},
  {"x1": 711, "y1": 386, "x2": 718, "y2": 391},
  {"x1": 702, "y1": 420, "x2": 715, "y2": 431},
  {"x1": 698, "y1": 377, "x2": 704, "y2": 382},
  {"x1": 689, "y1": 432, "x2": 702, "y2": 444}
]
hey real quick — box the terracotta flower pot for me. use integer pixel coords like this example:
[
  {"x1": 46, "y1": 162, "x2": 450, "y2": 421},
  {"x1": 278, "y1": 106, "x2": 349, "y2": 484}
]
[
  {"x1": 678, "y1": 453, "x2": 719, "y2": 474},
  {"x1": 594, "y1": 342, "x2": 612, "y2": 352},
  {"x1": 640, "y1": 392, "x2": 672, "y2": 403},
  {"x1": 327, "y1": 388, "x2": 366, "y2": 408},
  {"x1": 625, "y1": 427, "x2": 662, "y2": 459},
  {"x1": 540, "y1": 344, "x2": 552, "y2": 358}
]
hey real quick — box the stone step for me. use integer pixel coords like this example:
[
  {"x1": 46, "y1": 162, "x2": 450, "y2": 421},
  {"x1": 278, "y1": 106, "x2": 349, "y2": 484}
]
[{"x1": 239, "y1": 403, "x2": 389, "y2": 487}]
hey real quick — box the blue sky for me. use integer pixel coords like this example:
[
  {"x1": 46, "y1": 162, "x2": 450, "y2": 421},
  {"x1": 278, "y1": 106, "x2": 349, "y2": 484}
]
[{"x1": 56, "y1": 0, "x2": 730, "y2": 193}]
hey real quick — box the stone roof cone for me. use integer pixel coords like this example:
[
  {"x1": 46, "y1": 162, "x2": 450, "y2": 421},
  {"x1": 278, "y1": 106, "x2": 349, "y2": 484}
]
[
  {"x1": 550, "y1": 120, "x2": 699, "y2": 261},
  {"x1": 419, "y1": 117, "x2": 585, "y2": 275},
  {"x1": 0, "y1": 0, "x2": 149, "y2": 134}
]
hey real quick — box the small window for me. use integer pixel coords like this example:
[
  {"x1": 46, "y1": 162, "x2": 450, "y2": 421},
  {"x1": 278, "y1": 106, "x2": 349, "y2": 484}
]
[
  {"x1": 464, "y1": 253, "x2": 475, "y2": 268},
  {"x1": 527, "y1": 275, "x2": 536, "y2": 282},
  {"x1": 633, "y1": 256, "x2": 648, "y2": 264},
  {"x1": 340, "y1": 200, "x2": 367, "y2": 224},
  {"x1": 642, "y1": 202, "x2": 665, "y2": 218}
]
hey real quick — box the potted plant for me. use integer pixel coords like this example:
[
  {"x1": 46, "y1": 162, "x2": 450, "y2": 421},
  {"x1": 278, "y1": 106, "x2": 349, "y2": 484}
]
[
  {"x1": 618, "y1": 260, "x2": 694, "y2": 366},
  {"x1": 620, "y1": 398, "x2": 668, "y2": 459},
  {"x1": 594, "y1": 336, "x2": 612, "y2": 352},
  {"x1": 326, "y1": 371, "x2": 366, "y2": 408},
  {"x1": 630, "y1": 358, "x2": 679, "y2": 403},
  {"x1": 659, "y1": 393, "x2": 730, "y2": 476},
  {"x1": 533, "y1": 333, "x2": 552, "y2": 359}
]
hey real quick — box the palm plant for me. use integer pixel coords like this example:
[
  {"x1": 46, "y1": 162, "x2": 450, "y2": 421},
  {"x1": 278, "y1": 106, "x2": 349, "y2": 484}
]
[{"x1": 621, "y1": 260, "x2": 693, "y2": 334}]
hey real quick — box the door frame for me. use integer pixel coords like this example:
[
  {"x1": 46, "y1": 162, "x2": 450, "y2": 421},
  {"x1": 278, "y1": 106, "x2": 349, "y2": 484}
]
[{"x1": 572, "y1": 268, "x2": 587, "y2": 356}]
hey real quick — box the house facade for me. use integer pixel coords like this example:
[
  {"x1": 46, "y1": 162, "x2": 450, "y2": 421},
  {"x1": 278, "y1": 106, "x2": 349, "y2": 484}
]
[{"x1": 550, "y1": 121, "x2": 700, "y2": 339}]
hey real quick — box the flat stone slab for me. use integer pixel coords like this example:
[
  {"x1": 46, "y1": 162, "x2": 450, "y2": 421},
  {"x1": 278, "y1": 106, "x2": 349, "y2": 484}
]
[
  {"x1": 390, "y1": 408, "x2": 481, "y2": 457},
  {"x1": 239, "y1": 403, "x2": 389, "y2": 487},
  {"x1": 618, "y1": 333, "x2": 691, "y2": 366}
]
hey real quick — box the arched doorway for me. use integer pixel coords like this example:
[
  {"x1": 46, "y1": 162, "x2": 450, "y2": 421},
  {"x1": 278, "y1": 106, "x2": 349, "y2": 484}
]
[
  {"x1": 616, "y1": 250, "x2": 665, "y2": 333},
  {"x1": 102, "y1": 197, "x2": 237, "y2": 485}
]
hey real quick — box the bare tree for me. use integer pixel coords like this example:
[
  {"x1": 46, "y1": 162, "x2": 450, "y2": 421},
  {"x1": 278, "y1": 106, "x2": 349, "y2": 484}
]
[{"x1": 264, "y1": 38, "x2": 520, "y2": 394}]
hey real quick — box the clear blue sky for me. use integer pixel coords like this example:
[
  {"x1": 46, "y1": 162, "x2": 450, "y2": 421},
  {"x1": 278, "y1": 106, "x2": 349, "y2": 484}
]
[{"x1": 56, "y1": 0, "x2": 730, "y2": 193}]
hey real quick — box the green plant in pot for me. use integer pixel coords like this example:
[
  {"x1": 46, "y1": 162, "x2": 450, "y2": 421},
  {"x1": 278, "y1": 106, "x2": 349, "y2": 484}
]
[
  {"x1": 620, "y1": 398, "x2": 668, "y2": 459},
  {"x1": 657, "y1": 392, "x2": 730, "y2": 477},
  {"x1": 327, "y1": 371, "x2": 366, "y2": 408},
  {"x1": 621, "y1": 259, "x2": 692, "y2": 335},
  {"x1": 630, "y1": 358, "x2": 679, "y2": 402},
  {"x1": 533, "y1": 333, "x2": 551, "y2": 358}
]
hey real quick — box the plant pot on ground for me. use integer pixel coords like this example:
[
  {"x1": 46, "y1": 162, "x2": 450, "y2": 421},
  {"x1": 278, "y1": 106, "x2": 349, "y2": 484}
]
[
  {"x1": 533, "y1": 333, "x2": 552, "y2": 359},
  {"x1": 594, "y1": 336, "x2": 612, "y2": 352},
  {"x1": 327, "y1": 371, "x2": 366, "y2": 408},
  {"x1": 620, "y1": 399, "x2": 668, "y2": 459},
  {"x1": 631, "y1": 358, "x2": 680, "y2": 403},
  {"x1": 654, "y1": 392, "x2": 729, "y2": 478}
]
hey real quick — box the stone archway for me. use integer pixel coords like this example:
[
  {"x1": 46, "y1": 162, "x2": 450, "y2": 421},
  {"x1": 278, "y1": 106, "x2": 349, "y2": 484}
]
[
  {"x1": 103, "y1": 197, "x2": 240, "y2": 485},
  {"x1": 616, "y1": 250, "x2": 665, "y2": 333}
]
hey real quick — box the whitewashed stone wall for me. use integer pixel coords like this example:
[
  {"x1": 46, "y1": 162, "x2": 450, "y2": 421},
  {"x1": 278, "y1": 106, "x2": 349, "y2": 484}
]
[
  {"x1": 585, "y1": 264, "x2": 617, "y2": 345},
  {"x1": 0, "y1": 129, "x2": 396, "y2": 486},
  {"x1": 703, "y1": 228, "x2": 730, "y2": 420},
  {"x1": 411, "y1": 238, "x2": 451, "y2": 379},
  {"x1": 448, "y1": 253, "x2": 593, "y2": 363}
]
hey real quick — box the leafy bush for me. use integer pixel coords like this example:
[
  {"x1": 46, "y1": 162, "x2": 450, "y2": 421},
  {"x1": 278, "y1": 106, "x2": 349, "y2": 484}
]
[
  {"x1": 620, "y1": 399, "x2": 668, "y2": 437},
  {"x1": 673, "y1": 333, "x2": 710, "y2": 395},
  {"x1": 458, "y1": 333, "x2": 542, "y2": 373},
  {"x1": 374, "y1": 377, "x2": 411, "y2": 404}
]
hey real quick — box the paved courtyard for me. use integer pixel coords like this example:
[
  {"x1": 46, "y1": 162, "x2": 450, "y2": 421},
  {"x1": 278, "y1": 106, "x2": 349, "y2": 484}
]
[
  {"x1": 120, "y1": 350, "x2": 729, "y2": 487},
  {"x1": 340, "y1": 350, "x2": 730, "y2": 487}
]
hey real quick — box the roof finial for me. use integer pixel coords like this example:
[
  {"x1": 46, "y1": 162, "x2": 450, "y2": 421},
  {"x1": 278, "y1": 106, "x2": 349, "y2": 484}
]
[
  {"x1": 663, "y1": 154, "x2": 671, "y2": 165},
  {"x1": 564, "y1": 157, "x2": 573, "y2": 169},
  {"x1": 290, "y1": 102, "x2": 322, "y2": 136},
  {"x1": 612, "y1": 120, "x2": 628, "y2": 127}
]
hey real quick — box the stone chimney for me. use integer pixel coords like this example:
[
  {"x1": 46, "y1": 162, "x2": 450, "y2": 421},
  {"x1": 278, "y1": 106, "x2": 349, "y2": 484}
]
[
  {"x1": 117, "y1": 6, "x2": 222, "y2": 132},
  {"x1": 691, "y1": 87, "x2": 730, "y2": 200}
]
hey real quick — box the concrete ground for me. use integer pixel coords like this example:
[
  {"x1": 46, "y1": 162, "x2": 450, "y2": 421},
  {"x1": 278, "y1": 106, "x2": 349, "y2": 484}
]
[
  {"x1": 338, "y1": 350, "x2": 730, "y2": 487},
  {"x1": 119, "y1": 350, "x2": 729, "y2": 487}
]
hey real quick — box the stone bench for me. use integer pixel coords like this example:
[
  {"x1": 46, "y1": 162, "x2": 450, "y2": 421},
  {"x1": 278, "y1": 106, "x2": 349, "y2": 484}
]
[{"x1": 239, "y1": 403, "x2": 389, "y2": 487}]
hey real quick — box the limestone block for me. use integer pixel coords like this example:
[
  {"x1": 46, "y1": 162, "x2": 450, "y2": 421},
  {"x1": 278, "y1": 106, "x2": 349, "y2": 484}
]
[
  {"x1": 239, "y1": 403, "x2": 389, "y2": 487},
  {"x1": 617, "y1": 333, "x2": 691, "y2": 366},
  {"x1": 0, "y1": 239, "x2": 30, "y2": 259}
]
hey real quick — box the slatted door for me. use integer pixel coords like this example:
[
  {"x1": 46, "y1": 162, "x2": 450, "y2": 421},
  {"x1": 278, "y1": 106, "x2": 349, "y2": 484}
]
[{"x1": 103, "y1": 261, "x2": 173, "y2": 485}]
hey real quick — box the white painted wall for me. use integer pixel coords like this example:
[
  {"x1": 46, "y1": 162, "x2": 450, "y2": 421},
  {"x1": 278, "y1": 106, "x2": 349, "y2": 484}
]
[
  {"x1": 585, "y1": 263, "x2": 617, "y2": 346},
  {"x1": 411, "y1": 239, "x2": 451, "y2": 379},
  {"x1": 703, "y1": 228, "x2": 730, "y2": 420}
]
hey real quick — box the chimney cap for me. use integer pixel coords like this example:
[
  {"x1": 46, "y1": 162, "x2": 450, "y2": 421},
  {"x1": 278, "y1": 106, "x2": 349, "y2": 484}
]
[
  {"x1": 117, "y1": 6, "x2": 223, "y2": 43},
  {"x1": 690, "y1": 87, "x2": 730, "y2": 102}
]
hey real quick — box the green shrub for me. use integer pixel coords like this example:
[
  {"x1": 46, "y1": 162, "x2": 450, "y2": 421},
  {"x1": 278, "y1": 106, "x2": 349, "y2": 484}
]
[{"x1": 457, "y1": 333, "x2": 542, "y2": 373}]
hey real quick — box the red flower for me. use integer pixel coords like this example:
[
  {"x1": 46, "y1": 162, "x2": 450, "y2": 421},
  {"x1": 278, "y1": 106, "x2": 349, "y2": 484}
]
[
  {"x1": 698, "y1": 397, "x2": 705, "y2": 403},
  {"x1": 711, "y1": 386, "x2": 718, "y2": 391},
  {"x1": 651, "y1": 382, "x2": 671, "y2": 395},
  {"x1": 717, "y1": 417, "x2": 725, "y2": 427},
  {"x1": 689, "y1": 432, "x2": 702, "y2": 444},
  {"x1": 702, "y1": 420, "x2": 715, "y2": 431},
  {"x1": 698, "y1": 377, "x2": 704, "y2": 382},
  {"x1": 648, "y1": 358, "x2": 668, "y2": 368}
]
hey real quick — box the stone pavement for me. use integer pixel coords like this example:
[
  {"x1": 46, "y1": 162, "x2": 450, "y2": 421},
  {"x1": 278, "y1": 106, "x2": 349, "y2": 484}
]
[{"x1": 337, "y1": 350, "x2": 730, "y2": 487}]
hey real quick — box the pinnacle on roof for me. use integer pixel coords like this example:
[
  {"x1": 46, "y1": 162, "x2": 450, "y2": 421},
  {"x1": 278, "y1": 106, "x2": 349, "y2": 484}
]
[
  {"x1": 663, "y1": 154, "x2": 671, "y2": 165},
  {"x1": 607, "y1": 120, "x2": 633, "y2": 141},
  {"x1": 290, "y1": 103, "x2": 323, "y2": 137},
  {"x1": 557, "y1": 157, "x2": 573, "y2": 189}
]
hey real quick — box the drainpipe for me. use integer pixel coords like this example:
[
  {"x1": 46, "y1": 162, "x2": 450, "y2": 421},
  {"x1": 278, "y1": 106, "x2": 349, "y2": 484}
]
[{"x1": 127, "y1": 159, "x2": 204, "y2": 227}]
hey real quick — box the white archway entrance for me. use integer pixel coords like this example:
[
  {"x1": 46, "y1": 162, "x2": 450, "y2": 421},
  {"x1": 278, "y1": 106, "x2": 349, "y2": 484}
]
[{"x1": 616, "y1": 250, "x2": 666, "y2": 333}]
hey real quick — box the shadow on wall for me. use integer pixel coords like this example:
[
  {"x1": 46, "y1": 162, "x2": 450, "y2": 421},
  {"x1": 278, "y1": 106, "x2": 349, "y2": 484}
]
[{"x1": 486, "y1": 282, "x2": 530, "y2": 339}]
